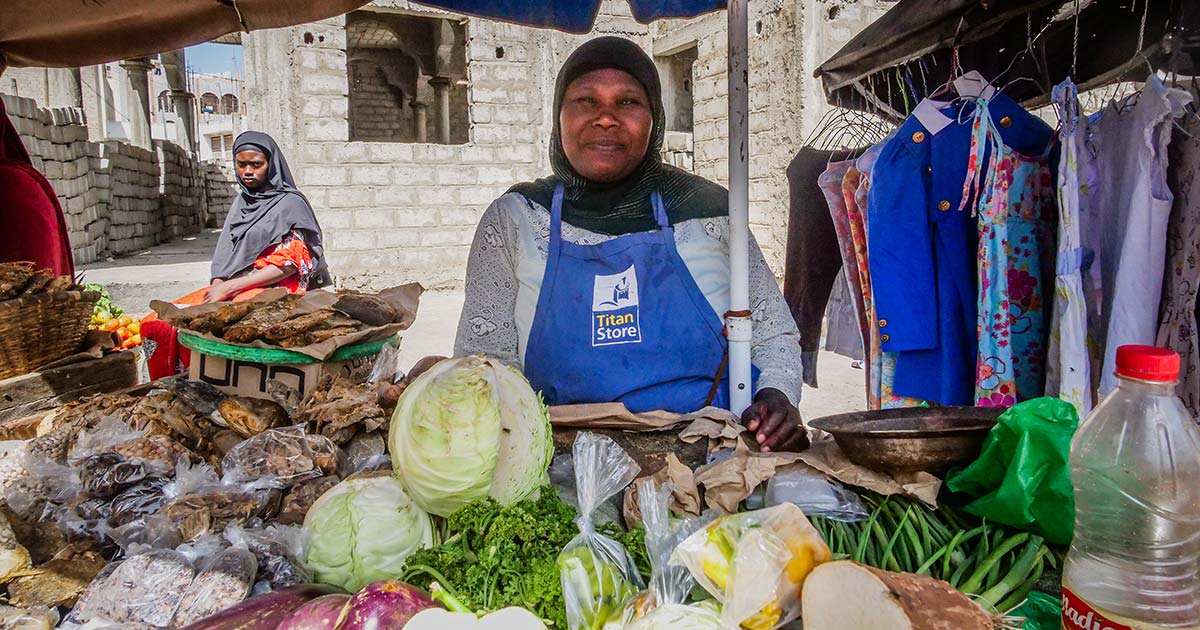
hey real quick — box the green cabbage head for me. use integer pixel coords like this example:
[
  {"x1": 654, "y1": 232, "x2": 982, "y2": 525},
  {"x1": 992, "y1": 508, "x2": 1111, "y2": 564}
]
[
  {"x1": 302, "y1": 472, "x2": 434, "y2": 592},
  {"x1": 388, "y1": 355, "x2": 553, "y2": 517}
]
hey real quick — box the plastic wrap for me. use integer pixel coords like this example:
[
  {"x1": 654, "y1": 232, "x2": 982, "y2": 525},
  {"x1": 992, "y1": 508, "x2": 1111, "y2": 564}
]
[
  {"x1": 671, "y1": 504, "x2": 831, "y2": 630},
  {"x1": 367, "y1": 336, "x2": 403, "y2": 385},
  {"x1": 0, "y1": 605, "x2": 58, "y2": 629},
  {"x1": 339, "y1": 432, "x2": 390, "y2": 476},
  {"x1": 761, "y1": 464, "x2": 868, "y2": 522},
  {"x1": 220, "y1": 426, "x2": 339, "y2": 487},
  {"x1": 278, "y1": 475, "x2": 339, "y2": 525},
  {"x1": 226, "y1": 524, "x2": 312, "y2": 588},
  {"x1": 170, "y1": 544, "x2": 258, "y2": 626},
  {"x1": 557, "y1": 432, "x2": 643, "y2": 630},
  {"x1": 66, "y1": 549, "x2": 195, "y2": 628}
]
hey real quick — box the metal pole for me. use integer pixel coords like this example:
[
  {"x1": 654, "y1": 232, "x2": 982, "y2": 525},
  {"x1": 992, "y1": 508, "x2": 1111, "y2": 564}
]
[{"x1": 726, "y1": 0, "x2": 752, "y2": 415}]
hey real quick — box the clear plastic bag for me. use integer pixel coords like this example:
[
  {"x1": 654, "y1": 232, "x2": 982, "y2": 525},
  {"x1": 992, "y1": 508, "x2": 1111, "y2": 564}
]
[
  {"x1": 0, "y1": 604, "x2": 59, "y2": 629},
  {"x1": 761, "y1": 464, "x2": 868, "y2": 522},
  {"x1": 220, "y1": 426, "x2": 339, "y2": 487},
  {"x1": 671, "y1": 504, "x2": 832, "y2": 630},
  {"x1": 170, "y1": 543, "x2": 258, "y2": 626},
  {"x1": 225, "y1": 523, "x2": 312, "y2": 588},
  {"x1": 71, "y1": 549, "x2": 196, "y2": 628},
  {"x1": 557, "y1": 432, "x2": 644, "y2": 630},
  {"x1": 633, "y1": 479, "x2": 711, "y2": 614},
  {"x1": 367, "y1": 335, "x2": 404, "y2": 385},
  {"x1": 339, "y1": 431, "x2": 390, "y2": 476}
]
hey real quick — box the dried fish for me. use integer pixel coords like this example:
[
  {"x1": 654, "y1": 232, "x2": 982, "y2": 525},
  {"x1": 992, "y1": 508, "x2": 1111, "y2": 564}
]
[
  {"x1": 218, "y1": 397, "x2": 289, "y2": 439},
  {"x1": 223, "y1": 294, "x2": 301, "y2": 343},
  {"x1": 333, "y1": 292, "x2": 399, "y2": 326}
]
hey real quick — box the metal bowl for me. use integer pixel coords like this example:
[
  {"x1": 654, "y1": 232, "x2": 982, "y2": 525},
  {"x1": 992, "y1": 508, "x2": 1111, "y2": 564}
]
[{"x1": 808, "y1": 407, "x2": 1002, "y2": 474}]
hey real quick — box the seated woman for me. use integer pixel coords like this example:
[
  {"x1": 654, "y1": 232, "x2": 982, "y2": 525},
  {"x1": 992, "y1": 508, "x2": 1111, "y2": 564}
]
[
  {"x1": 450, "y1": 37, "x2": 807, "y2": 452},
  {"x1": 141, "y1": 131, "x2": 330, "y2": 379}
]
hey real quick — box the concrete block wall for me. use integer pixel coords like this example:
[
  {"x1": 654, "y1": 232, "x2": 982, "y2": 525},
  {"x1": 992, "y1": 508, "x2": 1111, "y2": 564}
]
[
  {"x1": 243, "y1": 0, "x2": 651, "y2": 290},
  {"x1": 157, "y1": 140, "x2": 206, "y2": 241},
  {"x1": 2, "y1": 93, "x2": 234, "y2": 263},
  {"x1": 204, "y1": 162, "x2": 238, "y2": 228},
  {"x1": 3, "y1": 94, "x2": 110, "y2": 263}
]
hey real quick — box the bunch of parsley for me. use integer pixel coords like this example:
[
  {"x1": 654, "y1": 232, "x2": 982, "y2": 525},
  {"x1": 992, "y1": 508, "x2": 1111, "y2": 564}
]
[{"x1": 403, "y1": 489, "x2": 649, "y2": 628}]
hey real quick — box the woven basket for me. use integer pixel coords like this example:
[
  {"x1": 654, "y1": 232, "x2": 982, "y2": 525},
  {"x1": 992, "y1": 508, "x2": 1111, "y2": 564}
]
[{"x1": 0, "y1": 290, "x2": 99, "y2": 380}]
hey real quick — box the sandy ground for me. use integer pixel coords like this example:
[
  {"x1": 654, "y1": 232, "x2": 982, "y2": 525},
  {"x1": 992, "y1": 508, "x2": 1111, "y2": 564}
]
[{"x1": 80, "y1": 234, "x2": 866, "y2": 419}]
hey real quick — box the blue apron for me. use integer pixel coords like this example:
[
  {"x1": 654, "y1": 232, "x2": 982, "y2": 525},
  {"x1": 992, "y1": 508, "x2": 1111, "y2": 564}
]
[{"x1": 524, "y1": 185, "x2": 747, "y2": 413}]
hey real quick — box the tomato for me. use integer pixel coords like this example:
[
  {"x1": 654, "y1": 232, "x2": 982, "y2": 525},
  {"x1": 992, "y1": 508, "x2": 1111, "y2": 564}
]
[
  {"x1": 117, "y1": 315, "x2": 133, "y2": 327},
  {"x1": 130, "y1": 334, "x2": 142, "y2": 346},
  {"x1": 117, "y1": 328, "x2": 131, "y2": 341},
  {"x1": 127, "y1": 321, "x2": 140, "y2": 335},
  {"x1": 101, "y1": 320, "x2": 121, "y2": 332},
  {"x1": 95, "y1": 310, "x2": 113, "y2": 324}
]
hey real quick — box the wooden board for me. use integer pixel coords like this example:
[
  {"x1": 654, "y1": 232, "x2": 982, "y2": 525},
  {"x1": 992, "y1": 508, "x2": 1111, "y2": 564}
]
[
  {"x1": 0, "y1": 350, "x2": 138, "y2": 427},
  {"x1": 552, "y1": 427, "x2": 709, "y2": 476}
]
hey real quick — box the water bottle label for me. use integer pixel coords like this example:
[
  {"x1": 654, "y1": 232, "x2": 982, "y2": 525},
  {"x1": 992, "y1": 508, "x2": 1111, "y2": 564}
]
[{"x1": 1062, "y1": 587, "x2": 1132, "y2": 630}]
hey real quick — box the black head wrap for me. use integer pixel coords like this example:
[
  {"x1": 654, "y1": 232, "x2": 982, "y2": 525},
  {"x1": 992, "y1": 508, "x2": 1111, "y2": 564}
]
[
  {"x1": 509, "y1": 36, "x2": 727, "y2": 235},
  {"x1": 210, "y1": 131, "x2": 330, "y2": 286}
]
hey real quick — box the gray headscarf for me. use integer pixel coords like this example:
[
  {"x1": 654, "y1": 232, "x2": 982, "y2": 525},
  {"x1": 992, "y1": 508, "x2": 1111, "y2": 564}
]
[{"x1": 210, "y1": 131, "x2": 329, "y2": 286}]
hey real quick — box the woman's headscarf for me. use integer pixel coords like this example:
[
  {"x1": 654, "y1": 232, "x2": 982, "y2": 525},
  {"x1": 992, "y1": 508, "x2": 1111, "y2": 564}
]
[
  {"x1": 509, "y1": 36, "x2": 727, "y2": 235},
  {"x1": 210, "y1": 131, "x2": 329, "y2": 285}
]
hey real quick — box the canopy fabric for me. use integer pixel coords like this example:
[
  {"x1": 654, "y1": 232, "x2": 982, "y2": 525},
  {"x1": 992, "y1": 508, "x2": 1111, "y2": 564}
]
[
  {"x1": 815, "y1": 0, "x2": 1199, "y2": 117},
  {"x1": 410, "y1": 0, "x2": 724, "y2": 34},
  {"x1": 0, "y1": 0, "x2": 373, "y2": 68}
]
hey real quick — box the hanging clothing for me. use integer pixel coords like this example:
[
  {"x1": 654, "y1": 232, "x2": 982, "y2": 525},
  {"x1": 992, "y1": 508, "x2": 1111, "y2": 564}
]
[
  {"x1": 1045, "y1": 80, "x2": 1101, "y2": 417},
  {"x1": 868, "y1": 92, "x2": 1055, "y2": 405},
  {"x1": 1091, "y1": 76, "x2": 1193, "y2": 396},
  {"x1": 0, "y1": 96, "x2": 74, "y2": 276},
  {"x1": 783, "y1": 147, "x2": 861, "y2": 386},
  {"x1": 959, "y1": 98, "x2": 1056, "y2": 407},
  {"x1": 521, "y1": 186, "x2": 755, "y2": 413},
  {"x1": 819, "y1": 159, "x2": 866, "y2": 362},
  {"x1": 211, "y1": 131, "x2": 329, "y2": 286},
  {"x1": 1157, "y1": 110, "x2": 1200, "y2": 421}
]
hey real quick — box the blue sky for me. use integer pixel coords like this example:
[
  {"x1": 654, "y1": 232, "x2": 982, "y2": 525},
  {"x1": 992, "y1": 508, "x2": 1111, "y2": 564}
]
[{"x1": 185, "y1": 42, "x2": 244, "y2": 76}]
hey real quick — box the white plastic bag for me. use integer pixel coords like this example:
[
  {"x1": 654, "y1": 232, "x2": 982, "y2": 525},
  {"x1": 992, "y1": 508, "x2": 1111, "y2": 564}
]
[
  {"x1": 764, "y1": 464, "x2": 868, "y2": 522},
  {"x1": 557, "y1": 433, "x2": 643, "y2": 630}
]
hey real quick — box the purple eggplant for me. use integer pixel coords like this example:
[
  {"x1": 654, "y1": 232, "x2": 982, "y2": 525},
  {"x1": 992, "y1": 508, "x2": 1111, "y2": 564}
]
[
  {"x1": 180, "y1": 584, "x2": 343, "y2": 630},
  {"x1": 276, "y1": 594, "x2": 352, "y2": 630},
  {"x1": 335, "y1": 580, "x2": 439, "y2": 630}
]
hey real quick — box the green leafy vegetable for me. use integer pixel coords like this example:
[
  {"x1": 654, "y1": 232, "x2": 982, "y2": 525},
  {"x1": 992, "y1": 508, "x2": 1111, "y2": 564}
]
[
  {"x1": 84, "y1": 282, "x2": 123, "y2": 319},
  {"x1": 402, "y1": 490, "x2": 647, "y2": 630}
]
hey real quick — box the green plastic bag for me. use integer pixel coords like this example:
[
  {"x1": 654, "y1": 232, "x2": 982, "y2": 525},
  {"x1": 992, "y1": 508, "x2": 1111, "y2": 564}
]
[
  {"x1": 1012, "y1": 591, "x2": 1062, "y2": 630},
  {"x1": 946, "y1": 397, "x2": 1079, "y2": 545}
]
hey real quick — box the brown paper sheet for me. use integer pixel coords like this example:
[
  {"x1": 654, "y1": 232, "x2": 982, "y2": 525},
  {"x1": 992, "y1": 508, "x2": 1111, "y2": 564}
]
[
  {"x1": 36, "y1": 330, "x2": 119, "y2": 371},
  {"x1": 150, "y1": 284, "x2": 423, "y2": 362},
  {"x1": 797, "y1": 437, "x2": 942, "y2": 508},
  {"x1": 693, "y1": 437, "x2": 805, "y2": 514},
  {"x1": 549, "y1": 403, "x2": 737, "y2": 432},
  {"x1": 622, "y1": 453, "x2": 702, "y2": 525}
]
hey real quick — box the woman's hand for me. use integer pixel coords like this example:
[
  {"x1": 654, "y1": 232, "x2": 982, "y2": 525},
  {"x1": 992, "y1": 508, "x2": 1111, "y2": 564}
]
[
  {"x1": 740, "y1": 388, "x2": 809, "y2": 452},
  {"x1": 203, "y1": 281, "x2": 237, "y2": 304}
]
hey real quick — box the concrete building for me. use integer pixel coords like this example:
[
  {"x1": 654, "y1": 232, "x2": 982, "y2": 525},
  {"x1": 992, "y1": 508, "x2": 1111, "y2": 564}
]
[{"x1": 243, "y1": 0, "x2": 889, "y2": 291}]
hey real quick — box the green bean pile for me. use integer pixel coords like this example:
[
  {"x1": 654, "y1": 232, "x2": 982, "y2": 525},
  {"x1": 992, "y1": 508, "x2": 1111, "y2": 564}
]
[{"x1": 809, "y1": 493, "x2": 1056, "y2": 612}]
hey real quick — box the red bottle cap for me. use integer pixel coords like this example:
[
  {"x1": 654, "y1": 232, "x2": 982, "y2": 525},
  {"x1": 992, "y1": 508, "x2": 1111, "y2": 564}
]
[{"x1": 1115, "y1": 345, "x2": 1180, "y2": 382}]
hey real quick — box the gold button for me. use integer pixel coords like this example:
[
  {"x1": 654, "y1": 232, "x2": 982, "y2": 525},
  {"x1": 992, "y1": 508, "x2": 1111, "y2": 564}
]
[
  {"x1": 1000, "y1": 116, "x2": 1013, "y2": 127},
  {"x1": 878, "y1": 319, "x2": 888, "y2": 328},
  {"x1": 911, "y1": 131, "x2": 926, "y2": 144},
  {"x1": 938, "y1": 200, "x2": 952, "y2": 212},
  {"x1": 881, "y1": 333, "x2": 891, "y2": 343}
]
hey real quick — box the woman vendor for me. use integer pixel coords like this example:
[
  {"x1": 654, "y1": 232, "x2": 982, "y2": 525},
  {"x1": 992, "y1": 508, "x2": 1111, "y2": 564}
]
[
  {"x1": 141, "y1": 131, "x2": 330, "y2": 379},
  {"x1": 450, "y1": 37, "x2": 807, "y2": 452}
]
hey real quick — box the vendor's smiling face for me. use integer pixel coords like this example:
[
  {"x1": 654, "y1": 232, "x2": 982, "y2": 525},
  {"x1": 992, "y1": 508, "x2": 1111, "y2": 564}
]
[
  {"x1": 235, "y1": 149, "x2": 271, "y2": 191},
  {"x1": 559, "y1": 68, "x2": 653, "y2": 184}
]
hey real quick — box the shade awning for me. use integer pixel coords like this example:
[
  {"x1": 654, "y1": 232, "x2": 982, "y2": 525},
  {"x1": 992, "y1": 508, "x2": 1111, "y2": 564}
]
[
  {"x1": 0, "y1": 0, "x2": 374, "y2": 68},
  {"x1": 409, "y1": 0, "x2": 725, "y2": 34},
  {"x1": 815, "y1": 0, "x2": 1199, "y2": 117}
]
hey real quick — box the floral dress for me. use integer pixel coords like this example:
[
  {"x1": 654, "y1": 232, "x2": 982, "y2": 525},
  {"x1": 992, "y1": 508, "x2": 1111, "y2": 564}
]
[
  {"x1": 1157, "y1": 110, "x2": 1200, "y2": 421},
  {"x1": 960, "y1": 98, "x2": 1056, "y2": 408}
]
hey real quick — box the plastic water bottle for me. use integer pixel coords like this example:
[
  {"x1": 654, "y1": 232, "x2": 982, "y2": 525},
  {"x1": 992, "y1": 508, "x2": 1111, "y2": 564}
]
[{"x1": 1062, "y1": 346, "x2": 1200, "y2": 630}]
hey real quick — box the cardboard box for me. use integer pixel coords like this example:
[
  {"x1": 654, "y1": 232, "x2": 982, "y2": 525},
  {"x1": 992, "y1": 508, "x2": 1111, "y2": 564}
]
[{"x1": 188, "y1": 350, "x2": 378, "y2": 400}]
